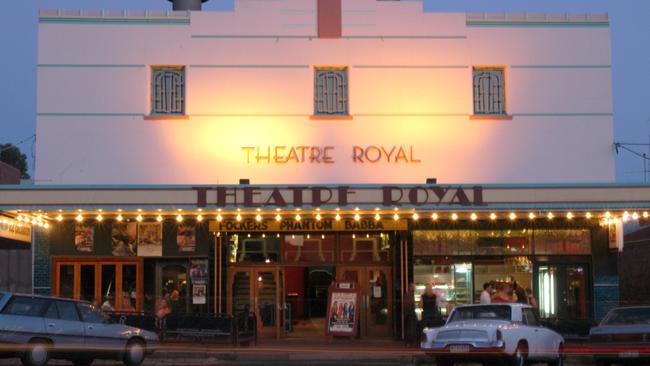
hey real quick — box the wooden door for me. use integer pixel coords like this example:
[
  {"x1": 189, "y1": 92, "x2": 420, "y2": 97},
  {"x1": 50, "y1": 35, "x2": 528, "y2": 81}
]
[
  {"x1": 336, "y1": 266, "x2": 392, "y2": 338},
  {"x1": 228, "y1": 266, "x2": 282, "y2": 339}
]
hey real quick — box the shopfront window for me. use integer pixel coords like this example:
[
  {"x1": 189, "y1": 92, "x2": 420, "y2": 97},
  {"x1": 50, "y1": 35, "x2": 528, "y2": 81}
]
[
  {"x1": 101, "y1": 264, "x2": 116, "y2": 311},
  {"x1": 534, "y1": 229, "x2": 591, "y2": 255},
  {"x1": 340, "y1": 234, "x2": 391, "y2": 263},
  {"x1": 474, "y1": 257, "x2": 533, "y2": 302},
  {"x1": 122, "y1": 265, "x2": 137, "y2": 311},
  {"x1": 413, "y1": 230, "x2": 531, "y2": 256},
  {"x1": 59, "y1": 265, "x2": 74, "y2": 299},
  {"x1": 283, "y1": 234, "x2": 335, "y2": 263},
  {"x1": 228, "y1": 234, "x2": 280, "y2": 263},
  {"x1": 413, "y1": 258, "x2": 473, "y2": 317},
  {"x1": 80, "y1": 265, "x2": 96, "y2": 302}
]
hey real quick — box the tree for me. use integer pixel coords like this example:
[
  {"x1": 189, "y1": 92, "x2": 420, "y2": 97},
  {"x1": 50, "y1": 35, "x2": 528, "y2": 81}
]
[{"x1": 0, "y1": 143, "x2": 30, "y2": 179}]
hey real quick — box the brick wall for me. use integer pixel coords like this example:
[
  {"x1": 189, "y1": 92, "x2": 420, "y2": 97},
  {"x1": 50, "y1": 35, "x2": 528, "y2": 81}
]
[{"x1": 33, "y1": 227, "x2": 52, "y2": 295}]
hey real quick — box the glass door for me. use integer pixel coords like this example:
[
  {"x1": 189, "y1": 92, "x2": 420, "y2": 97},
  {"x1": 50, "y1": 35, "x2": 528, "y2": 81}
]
[
  {"x1": 228, "y1": 266, "x2": 282, "y2": 339},
  {"x1": 366, "y1": 266, "x2": 392, "y2": 337},
  {"x1": 538, "y1": 264, "x2": 590, "y2": 320},
  {"x1": 336, "y1": 266, "x2": 393, "y2": 338}
]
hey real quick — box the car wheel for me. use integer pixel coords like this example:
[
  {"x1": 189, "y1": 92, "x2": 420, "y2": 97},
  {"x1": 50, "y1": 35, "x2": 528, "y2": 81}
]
[
  {"x1": 73, "y1": 358, "x2": 94, "y2": 366},
  {"x1": 510, "y1": 343, "x2": 527, "y2": 366},
  {"x1": 123, "y1": 339, "x2": 146, "y2": 366},
  {"x1": 21, "y1": 340, "x2": 50, "y2": 366}
]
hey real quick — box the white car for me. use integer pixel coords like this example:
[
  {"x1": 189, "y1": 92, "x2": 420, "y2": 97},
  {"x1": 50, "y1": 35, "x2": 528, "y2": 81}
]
[{"x1": 421, "y1": 303, "x2": 565, "y2": 366}]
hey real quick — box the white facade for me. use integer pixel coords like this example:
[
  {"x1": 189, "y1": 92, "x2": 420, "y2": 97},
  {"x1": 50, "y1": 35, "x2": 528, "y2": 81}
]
[{"x1": 36, "y1": 0, "x2": 614, "y2": 185}]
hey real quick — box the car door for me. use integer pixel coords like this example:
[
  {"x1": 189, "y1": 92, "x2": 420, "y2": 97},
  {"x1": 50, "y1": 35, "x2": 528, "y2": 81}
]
[
  {"x1": 77, "y1": 302, "x2": 125, "y2": 353},
  {"x1": 522, "y1": 308, "x2": 546, "y2": 360},
  {"x1": 0, "y1": 296, "x2": 49, "y2": 345},
  {"x1": 43, "y1": 300, "x2": 85, "y2": 350}
]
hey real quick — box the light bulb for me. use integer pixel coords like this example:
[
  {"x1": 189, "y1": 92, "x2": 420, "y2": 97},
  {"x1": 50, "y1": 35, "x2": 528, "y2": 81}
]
[
  {"x1": 217, "y1": 214, "x2": 223, "y2": 222},
  {"x1": 489, "y1": 213, "x2": 496, "y2": 221},
  {"x1": 176, "y1": 214, "x2": 183, "y2": 222},
  {"x1": 632, "y1": 212, "x2": 639, "y2": 220},
  {"x1": 586, "y1": 212, "x2": 592, "y2": 219},
  {"x1": 644, "y1": 212, "x2": 649, "y2": 219},
  {"x1": 116, "y1": 214, "x2": 123, "y2": 222},
  {"x1": 275, "y1": 214, "x2": 282, "y2": 221},
  {"x1": 393, "y1": 213, "x2": 399, "y2": 221},
  {"x1": 567, "y1": 212, "x2": 574, "y2": 220},
  {"x1": 354, "y1": 213, "x2": 361, "y2": 221},
  {"x1": 528, "y1": 212, "x2": 535, "y2": 220},
  {"x1": 451, "y1": 213, "x2": 458, "y2": 221},
  {"x1": 432, "y1": 213, "x2": 439, "y2": 220},
  {"x1": 44, "y1": 222, "x2": 50, "y2": 229},
  {"x1": 412, "y1": 213, "x2": 419, "y2": 221},
  {"x1": 136, "y1": 214, "x2": 143, "y2": 222},
  {"x1": 335, "y1": 214, "x2": 341, "y2": 221},
  {"x1": 96, "y1": 214, "x2": 103, "y2": 222},
  {"x1": 316, "y1": 213, "x2": 322, "y2": 221},
  {"x1": 470, "y1": 213, "x2": 477, "y2": 221},
  {"x1": 75, "y1": 214, "x2": 83, "y2": 222},
  {"x1": 156, "y1": 215, "x2": 163, "y2": 222},
  {"x1": 236, "y1": 214, "x2": 242, "y2": 222},
  {"x1": 509, "y1": 213, "x2": 516, "y2": 221},
  {"x1": 255, "y1": 214, "x2": 262, "y2": 222},
  {"x1": 197, "y1": 214, "x2": 204, "y2": 222},
  {"x1": 375, "y1": 213, "x2": 381, "y2": 221},
  {"x1": 547, "y1": 212, "x2": 554, "y2": 220},
  {"x1": 295, "y1": 214, "x2": 301, "y2": 221}
]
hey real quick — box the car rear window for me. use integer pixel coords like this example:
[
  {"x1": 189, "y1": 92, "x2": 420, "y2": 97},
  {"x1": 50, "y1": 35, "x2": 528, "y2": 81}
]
[
  {"x1": 602, "y1": 308, "x2": 650, "y2": 325},
  {"x1": 1, "y1": 296, "x2": 49, "y2": 317},
  {"x1": 449, "y1": 305, "x2": 512, "y2": 323}
]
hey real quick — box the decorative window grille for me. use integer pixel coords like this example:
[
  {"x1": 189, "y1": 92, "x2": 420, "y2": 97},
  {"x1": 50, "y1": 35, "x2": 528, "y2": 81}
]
[
  {"x1": 473, "y1": 68, "x2": 506, "y2": 115},
  {"x1": 151, "y1": 67, "x2": 185, "y2": 115},
  {"x1": 314, "y1": 68, "x2": 348, "y2": 116}
]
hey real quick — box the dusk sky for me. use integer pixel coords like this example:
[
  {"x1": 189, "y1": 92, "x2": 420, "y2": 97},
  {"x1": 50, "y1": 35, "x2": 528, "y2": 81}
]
[{"x1": 1, "y1": 0, "x2": 648, "y2": 182}]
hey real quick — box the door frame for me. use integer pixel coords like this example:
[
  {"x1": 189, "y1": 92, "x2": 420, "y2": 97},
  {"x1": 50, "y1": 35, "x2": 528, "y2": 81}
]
[
  {"x1": 52, "y1": 257, "x2": 143, "y2": 312},
  {"x1": 534, "y1": 260, "x2": 592, "y2": 320},
  {"x1": 227, "y1": 265, "x2": 283, "y2": 339}
]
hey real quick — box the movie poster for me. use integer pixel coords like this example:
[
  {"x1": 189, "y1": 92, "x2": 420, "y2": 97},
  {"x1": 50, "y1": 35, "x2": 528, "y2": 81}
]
[
  {"x1": 74, "y1": 223, "x2": 94, "y2": 253},
  {"x1": 192, "y1": 285, "x2": 206, "y2": 305},
  {"x1": 190, "y1": 259, "x2": 208, "y2": 285},
  {"x1": 328, "y1": 291, "x2": 357, "y2": 334},
  {"x1": 137, "y1": 222, "x2": 163, "y2": 257},
  {"x1": 111, "y1": 222, "x2": 137, "y2": 256},
  {"x1": 176, "y1": 224, "x2": 196, "y2": 253}
]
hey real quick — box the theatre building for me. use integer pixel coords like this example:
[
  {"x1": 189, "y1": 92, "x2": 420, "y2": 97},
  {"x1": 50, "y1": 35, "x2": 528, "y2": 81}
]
[{"x1": 0, "y1": 0, "x2": 647, "y2": 340}]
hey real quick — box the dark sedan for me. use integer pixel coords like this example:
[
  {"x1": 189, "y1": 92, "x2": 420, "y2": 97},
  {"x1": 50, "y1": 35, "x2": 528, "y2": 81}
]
[{"x1": 589, "y1": 306, "x2": 650, "y2": 366}]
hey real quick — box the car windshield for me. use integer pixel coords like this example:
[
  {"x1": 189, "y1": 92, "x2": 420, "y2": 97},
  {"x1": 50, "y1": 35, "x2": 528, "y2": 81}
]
[
  {"x1": 448, "y1": 305, "x2": 512, "y2": 323},
  {"x1": 602, "y1": 308, "x2": 650, "y2": 326}
]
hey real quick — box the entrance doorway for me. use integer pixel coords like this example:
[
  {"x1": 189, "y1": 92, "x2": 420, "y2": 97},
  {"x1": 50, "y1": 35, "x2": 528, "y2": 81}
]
[
  {"x1": 337, "y1": 266, "x2": 393, "y2": 337},
  {"x1": 538, "y1": 264, "x2": 591, "y2": 319},
  {"x1": 284, "y1": 266, "x2": 335, "y2": 338},
  {"x1": 228, "y1": 266, "x2": 283, "y2": 339}
]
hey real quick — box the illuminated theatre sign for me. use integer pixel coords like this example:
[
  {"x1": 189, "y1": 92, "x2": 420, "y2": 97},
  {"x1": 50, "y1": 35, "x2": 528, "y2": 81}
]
[
  {"x1": 193, "y1": 185, "x2": 484, "y2": 208},
  {"x1": 241, "y1": 145, "x2": 421, "y2": 164}
]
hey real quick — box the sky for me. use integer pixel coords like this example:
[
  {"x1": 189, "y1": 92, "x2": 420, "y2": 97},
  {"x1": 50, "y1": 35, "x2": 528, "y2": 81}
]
[{"x1": 1, "y1": 0, "x2": 649, "y2": 182}]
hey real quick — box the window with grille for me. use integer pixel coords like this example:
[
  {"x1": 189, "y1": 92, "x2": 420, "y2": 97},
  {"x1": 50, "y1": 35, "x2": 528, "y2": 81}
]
[
  {"x1": 151, "y1": 67, "x2": 185, "y2": 115},
  {"x1": 314, "y1": 67, "x2": 348, "y2": 116},
  {"x1": 473, "y1": 68, "x2": 506, "y2": 115}
]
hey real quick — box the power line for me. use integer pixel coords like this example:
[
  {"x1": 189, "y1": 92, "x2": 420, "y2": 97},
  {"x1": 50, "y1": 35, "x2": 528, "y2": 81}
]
[{"x1": 0, "y1": 134, "x2": 36, "y2": 153}]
